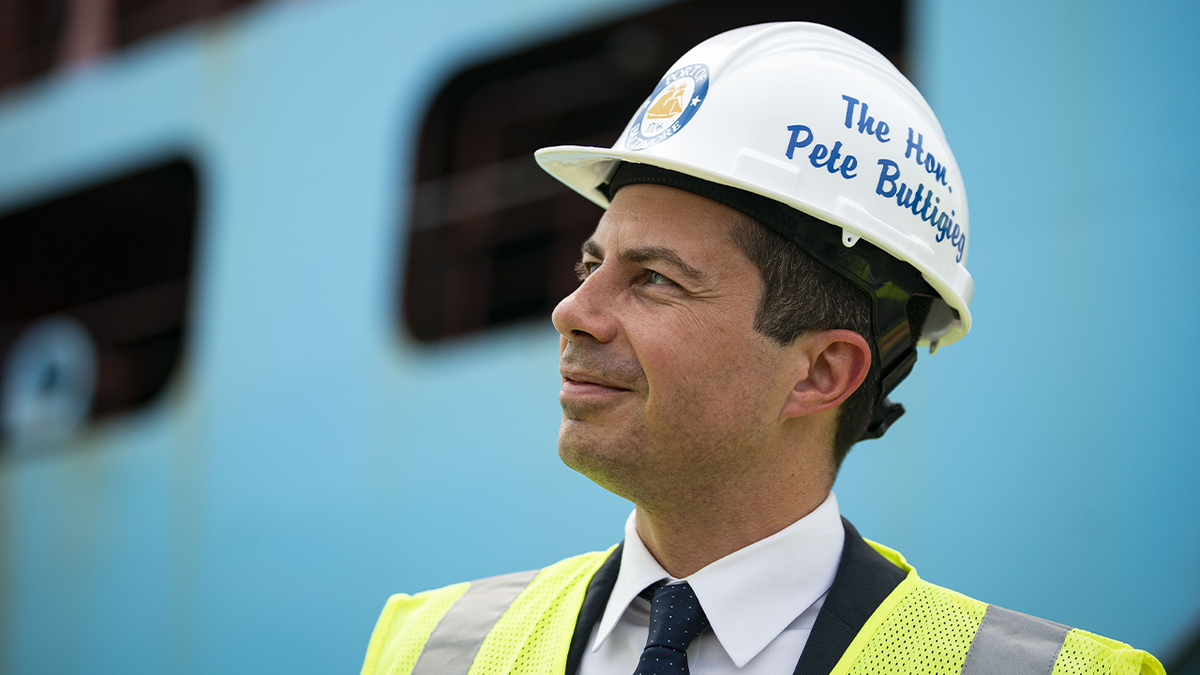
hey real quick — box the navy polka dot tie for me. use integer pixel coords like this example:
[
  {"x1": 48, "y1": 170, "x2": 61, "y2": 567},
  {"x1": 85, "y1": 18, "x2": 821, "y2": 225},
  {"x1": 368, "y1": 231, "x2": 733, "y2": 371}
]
[{"x1": 633, "y1": 582, "x2": 710, "y2": 675}]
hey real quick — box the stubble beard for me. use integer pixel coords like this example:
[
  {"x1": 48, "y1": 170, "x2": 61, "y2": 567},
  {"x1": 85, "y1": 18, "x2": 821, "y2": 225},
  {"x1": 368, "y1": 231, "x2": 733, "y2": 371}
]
[
  {"x1": 557, "y1": 340, "x2": 777, "y2": 512},
  {"x1": 558, "y1": 415, "x2": 653, "y2": 504},
  {"x1": 559, "y1": 389, "x2": 773, "y2": 514},
  {"x1": 557, "y1": 340, "x2": 653, "y2": 501}
]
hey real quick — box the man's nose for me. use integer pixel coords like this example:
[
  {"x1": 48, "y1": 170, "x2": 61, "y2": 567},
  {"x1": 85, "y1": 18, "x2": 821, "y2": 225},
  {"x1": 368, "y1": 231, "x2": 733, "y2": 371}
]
[{"x1": 552, "y1": 272, "x2": 618, "y2": 344}]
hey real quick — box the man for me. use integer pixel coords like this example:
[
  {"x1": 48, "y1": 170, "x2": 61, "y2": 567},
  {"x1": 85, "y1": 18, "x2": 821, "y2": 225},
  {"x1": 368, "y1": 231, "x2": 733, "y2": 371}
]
[{"x1": 361, "y1": 22, "x2": 1163, "y2": 675}]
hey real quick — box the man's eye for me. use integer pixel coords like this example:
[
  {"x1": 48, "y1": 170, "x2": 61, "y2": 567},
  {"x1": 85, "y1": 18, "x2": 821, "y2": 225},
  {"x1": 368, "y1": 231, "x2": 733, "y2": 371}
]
[
  {"x1": 574, "y1": 261, "x2": 600, "y2": 280},
  {"x1": 648, "y1": 270, "x2": 674, "y2": 286}
]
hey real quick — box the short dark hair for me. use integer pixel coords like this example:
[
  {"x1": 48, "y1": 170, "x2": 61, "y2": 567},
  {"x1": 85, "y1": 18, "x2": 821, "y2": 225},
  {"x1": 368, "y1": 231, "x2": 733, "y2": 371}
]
[{"x1": 726, "y1": 215, "x2": 932, "y2": 468}]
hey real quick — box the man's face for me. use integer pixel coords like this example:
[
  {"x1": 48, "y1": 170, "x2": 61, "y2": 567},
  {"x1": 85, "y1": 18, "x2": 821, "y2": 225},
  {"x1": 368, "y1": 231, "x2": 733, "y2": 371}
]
[{"x1": 553, "y1": 183, "x2": 799, "y2": 505}]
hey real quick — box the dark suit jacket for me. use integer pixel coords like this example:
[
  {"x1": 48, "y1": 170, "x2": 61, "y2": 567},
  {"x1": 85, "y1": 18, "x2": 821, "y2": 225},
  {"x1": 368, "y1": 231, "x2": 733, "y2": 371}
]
[{"x1": 563, "y1": 518, "x2": 907, "y2": 675}]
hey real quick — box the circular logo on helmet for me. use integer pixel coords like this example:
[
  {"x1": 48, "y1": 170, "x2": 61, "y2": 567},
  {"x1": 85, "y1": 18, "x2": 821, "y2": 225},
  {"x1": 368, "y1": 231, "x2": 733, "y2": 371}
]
[{"x1": 626, "y1": 64, "x2": 709, "y2": 151}]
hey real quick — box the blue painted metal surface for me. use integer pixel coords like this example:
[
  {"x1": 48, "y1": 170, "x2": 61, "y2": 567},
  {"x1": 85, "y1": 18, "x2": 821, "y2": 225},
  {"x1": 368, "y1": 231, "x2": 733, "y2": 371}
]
[{"x1": 0, "y1": 0, "x2": 1195, "y2": 673}]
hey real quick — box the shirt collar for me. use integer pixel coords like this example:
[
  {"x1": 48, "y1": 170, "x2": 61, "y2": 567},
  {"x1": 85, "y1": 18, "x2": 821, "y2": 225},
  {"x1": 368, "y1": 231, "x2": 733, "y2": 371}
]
[{"x1": 592, "y1": 492, "x2": 845, "y2": 668}]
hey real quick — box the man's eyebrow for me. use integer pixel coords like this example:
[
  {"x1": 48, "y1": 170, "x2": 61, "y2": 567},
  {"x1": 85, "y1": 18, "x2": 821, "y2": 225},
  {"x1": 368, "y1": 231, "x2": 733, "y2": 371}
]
[
  {"x1": 580, "y1": 240, "x2": 708, "y2": 284},
  {"x1": 620, "y1": 246, "x2": 708, "y2": 283}
]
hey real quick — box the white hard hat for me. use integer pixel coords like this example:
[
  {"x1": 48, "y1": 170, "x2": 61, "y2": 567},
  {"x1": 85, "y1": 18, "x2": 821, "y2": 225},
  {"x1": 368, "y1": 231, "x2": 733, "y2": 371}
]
[{"x1": 536, "y1": 22, "x2": 973, "y2": 439}]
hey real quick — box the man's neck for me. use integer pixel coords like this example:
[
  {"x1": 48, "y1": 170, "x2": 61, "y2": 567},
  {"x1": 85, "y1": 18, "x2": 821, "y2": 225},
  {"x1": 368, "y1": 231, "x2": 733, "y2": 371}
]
[{"x1": 632, "y1": 479, "x2": 832, "y2": 578}]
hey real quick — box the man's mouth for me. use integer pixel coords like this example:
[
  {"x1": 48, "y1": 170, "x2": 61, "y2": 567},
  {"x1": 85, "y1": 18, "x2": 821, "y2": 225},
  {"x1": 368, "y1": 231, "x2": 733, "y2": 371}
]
[{"x1": 559, "y1": 371, "x2": 631, "y2": 398}]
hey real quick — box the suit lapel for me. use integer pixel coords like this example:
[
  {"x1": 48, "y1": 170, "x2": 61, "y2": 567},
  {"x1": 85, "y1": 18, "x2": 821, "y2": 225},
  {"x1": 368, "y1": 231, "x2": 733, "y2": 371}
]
[
  {"x1": 792, "y1": 518, "x2": 907, "y2": 675},
  {"x1": 564, "y1": 542, "x2": 624, "y2": 675}
]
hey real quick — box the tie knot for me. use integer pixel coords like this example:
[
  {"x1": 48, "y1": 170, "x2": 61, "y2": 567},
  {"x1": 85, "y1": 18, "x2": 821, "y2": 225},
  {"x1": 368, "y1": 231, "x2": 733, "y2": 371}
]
[{"x1": 644, "y1": 582, "x2": 710, "y2": 652}]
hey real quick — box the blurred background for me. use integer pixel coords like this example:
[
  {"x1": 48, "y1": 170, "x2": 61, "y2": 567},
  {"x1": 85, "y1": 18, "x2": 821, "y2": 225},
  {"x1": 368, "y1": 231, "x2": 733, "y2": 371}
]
[{"x1": 0, "y1": 0, "x2": 1197, "y2": 673}]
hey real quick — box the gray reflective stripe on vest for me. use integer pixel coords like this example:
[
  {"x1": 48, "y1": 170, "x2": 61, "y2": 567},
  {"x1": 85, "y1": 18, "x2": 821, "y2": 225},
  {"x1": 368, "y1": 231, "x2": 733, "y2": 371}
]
[
  {"x1": 960, "y1": 605, "x2": 1071, "y2": 675},
  {"x1": 411, "y1": 568, "x2": 541, "y2": 675}
]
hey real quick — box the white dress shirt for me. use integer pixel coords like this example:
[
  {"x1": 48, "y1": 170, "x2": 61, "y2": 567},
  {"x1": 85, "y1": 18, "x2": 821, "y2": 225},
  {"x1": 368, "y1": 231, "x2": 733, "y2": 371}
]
[{"x1": 579, "y1": 492, "x2": 845, "y2": 675}]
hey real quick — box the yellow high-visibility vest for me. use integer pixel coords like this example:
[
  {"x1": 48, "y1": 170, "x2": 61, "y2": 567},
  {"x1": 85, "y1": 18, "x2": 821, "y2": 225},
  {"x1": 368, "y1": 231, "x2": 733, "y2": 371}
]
[{"x1": 360, "y1": 542, "x2": 1163, "y2": 675}]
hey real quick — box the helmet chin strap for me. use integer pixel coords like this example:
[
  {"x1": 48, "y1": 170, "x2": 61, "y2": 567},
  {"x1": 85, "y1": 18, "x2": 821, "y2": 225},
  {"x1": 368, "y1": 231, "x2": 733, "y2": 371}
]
[{"x1": 605, "y1": 162, "x2": 937, "y2": 442}]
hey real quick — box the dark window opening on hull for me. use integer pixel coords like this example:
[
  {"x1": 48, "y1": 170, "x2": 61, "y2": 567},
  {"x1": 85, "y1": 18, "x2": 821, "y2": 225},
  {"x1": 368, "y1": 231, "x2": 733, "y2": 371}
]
[{"x1": 0, "y1": 158, "x2": 198, "y2": 447}]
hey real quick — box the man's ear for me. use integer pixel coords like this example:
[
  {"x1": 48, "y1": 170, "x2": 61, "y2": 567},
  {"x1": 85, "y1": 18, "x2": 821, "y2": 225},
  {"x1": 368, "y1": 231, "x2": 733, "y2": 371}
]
[{"x1": 780, "y1": 329, "x2": 872, "y2": 419}]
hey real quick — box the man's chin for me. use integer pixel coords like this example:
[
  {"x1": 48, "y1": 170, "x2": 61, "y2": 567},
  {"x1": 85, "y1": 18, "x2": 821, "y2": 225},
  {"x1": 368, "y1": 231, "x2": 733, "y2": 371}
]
[
  {"x1": 557, "y1": 422, "x2": 647, "y2": 499},
  {"x1": 556, "y1": 419, "x2": 595, "y2": 468}
]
